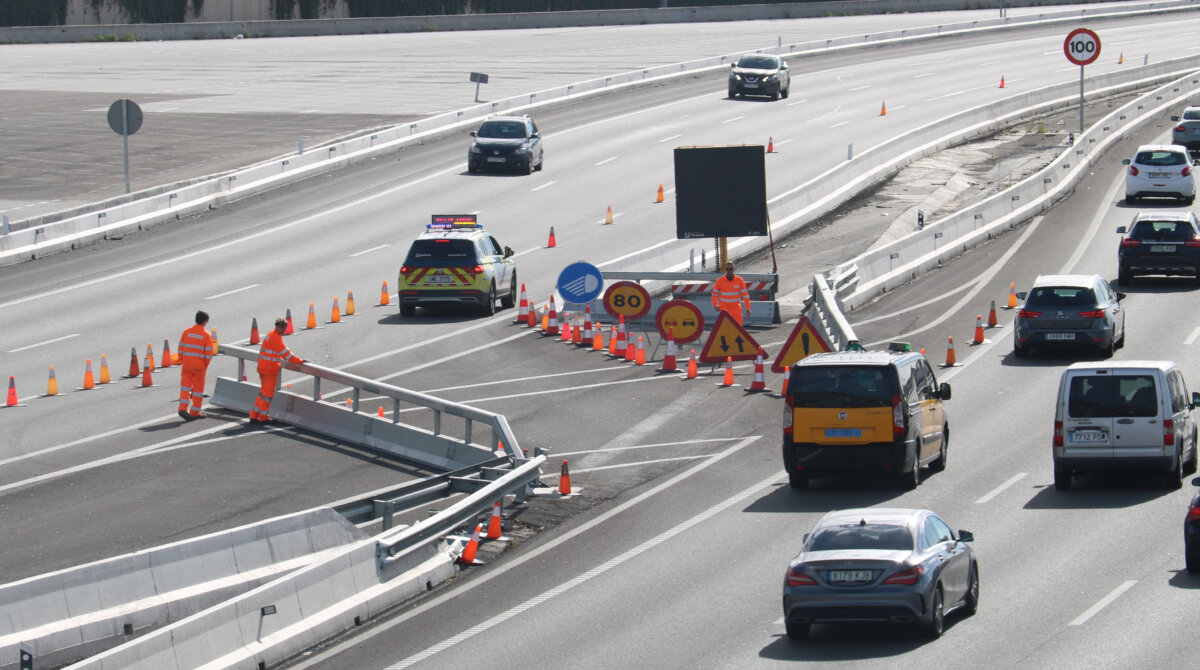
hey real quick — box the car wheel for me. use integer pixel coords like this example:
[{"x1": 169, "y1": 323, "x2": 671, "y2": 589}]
[
  {"x1": 785, "y1": 620, "x2": 810, "y2": 640},
  {"x1": 1186, "y1": 195, "x2": 1196, "y2": 205},
  {"x1": 964, "y1": 564, "x2": 979, "y2": 616},
  {"x1": 728, "y1": 88, "x2": 738, "y2": 99},
  {"x1": 1165, "y1": 448, "x2": 1184, "y2": 490},
  {"x1": 467, "y1": 160, "x2": 477, "y2": 174},
  {"x1": 782, "y1": 85, "x2": 790, "y2": 99},
  {"x1": 1102, "y1": 337, "x2": 1115, "y2": 358},
  {"x1": 525, "y1": 158, "x2": 534, "y2": 175},
  {"x1": 1054, "y1": 467, "x2": 1071, "y2": 491},
  {"x1": 480, "y1": 283, "x2": 497, "y2": 316},
  {"x1": 899, "y1": 454, "x2": 920, "y2": 491},
  {"x1": 501, "y1": 275, "x2": 517, "y2": 309},
  {"x1": 1194, "y1": 265, "x2": 1200, "y2": 287},
  {"x1": 1187, "y1": 429, "x2": 1198, "y2": 475},
  {"x1": 929, "y1": 432, "x2": 948, "y2": 473},
  {"x1": 1126, "y1": 194, "x2": 1138, "y2": 204},
  {"x1": 1117, "y1": 266, "x2": 1132, "y2": 286},
  {"x1": 923, "y1": 587, "x2": 945, "y2": 639},
  {"x1": 771, "y1": 89, "x2": 780, "y2": 101},
  {"x1": 534, "y1": 153, "x2": 544, "y2": 172},
  {"x1": 400, "y1": 303, "x2": 415, "y2": 317},
  {"x1": 788, "y1": 470, "x2": 809, "y2": 489},
  {"x1": 1187, "y1": 541, "x2": 1200, "y2": 574}
]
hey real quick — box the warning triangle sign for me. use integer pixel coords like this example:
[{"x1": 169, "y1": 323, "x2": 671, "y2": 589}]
[
  {"x1": 771, "y1": 316, "x2": 831, "y2": 372},
  {"x1": 698, "y1": 311, "x2": 764, "y2": 363}
]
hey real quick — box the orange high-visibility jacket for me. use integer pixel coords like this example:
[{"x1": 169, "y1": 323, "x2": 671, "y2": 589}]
[
  {"x1": 257, "y1": 330, "x2": 302, "y2": 373},
  {"x1": 177, "y1": 324, "x2": 215, "y2": 371},
  {"x1": 712, "y1": 275, "x2": 751, "y2": 314}
]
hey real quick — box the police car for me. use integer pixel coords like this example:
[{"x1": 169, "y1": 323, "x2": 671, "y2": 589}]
[{"x1": 398, "y1": 215, "x2": 517, "y2": 317}]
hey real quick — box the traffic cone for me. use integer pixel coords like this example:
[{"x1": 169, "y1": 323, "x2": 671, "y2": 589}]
[
  {"x1": 547, "y1": 226, "x2": 556, "y2": 248},
  {"x1": 608, "y1": 323, "x2": 620, "y2": 355},
  {"x1": 987, "y1": 300, "x2": 998, "y2": 328},
  {"x1": 346, "y1": 290, "x2": 356, "y2": 316},
  {"x1": 515, "y1": 283, "x2": 529, "y2": 324},
  {"x1": 945, "y1": 336, "x2": 957, "y2": 367},
  {"x1": 83, "y1": 359, "x2": 95, "y2": 390},
  {"x1": 767, "y1": 136, "x2": 774, "y2": 153},
  {"x1": 747, "y1": 348, "x2": 768, "y2": 392},
  {"x1": 377, "y1": 406, "x2": 385, "y2": 418},
  {"x1": 880, "y1": 101, "x2": 887, "y2": 116},
  {"x1": 592, "y1": 323, "x2": 605, "y2": 351},
  {"x1": 546, "y1": 296, "x2": 559, "y2": 335},
  {"x1": 656, "y1": 184, "x2": 664, "y2": 203},
  {"x1": 528, "y1": 304, "x2": 538, "y2": 328},
  {"x1": 46, "y1": 366, "x2": 58, "y2": 396},
  {"x1": 330, "y1": 297, "x2": 341, "y2": 323},
  {"x1": 141, "y1": 357, "x2": 153, "y2": 387},
  {"x1": 559, "y1": 460, "x2": 572, "y2": 495},
  {"x1": 721, "y1": 357, "x2": 735, "y2": 387},
  {"x1": 999, "y1": 76, "x2": 1005, "y2": 88},
  {"x1": 624, "y1": 332, "x2": 636, "y2": 362},
  {"x1": 306, "y1": 302, "x2": 317, "y2": 329},
  {"x1": 380, "y1": 280, "x2": 391, "y2": 306},
  {"x1": 572, "y1": 318, "x2": 583, "y2": 344},
  {"x1": 249, "y1": 317, "x2": 260, "y2": 345},
  {"x1": 5, "y1": 376, "x2": 17, "y2": 406},
  {"x1": 1118, "y1": 52, "x2": 1124, "y2": 64},
  {"x1": 486, "y1": 501, "x2": 503, "y2": 540},
  {"x1": 973, "y1": 315, "x2": 985, "y2": 345},
  {"x1": 660, "y1": 328, "x2": 678, "y2": 372},
  {"x1": 145, "y1": 343, "x2": 155, "y2": 372},
  {"x1": 127, "y1": 346, "x2": 140, "y2": 378},
  {"x1": 540, "y1": 307, "x2": 549, "y2": 332},
  {"x1": 459, "y1": 523, "x2": 482, "y2": 565},
  {"x1": 211, "y1": 328, "x2": 218, "y2": 354},
  {"x1": 780, "y1": 375, "x2": 789, "y2": 397},
  {"x1": 1006, "y1": 282, "x2": 1018, "y2": 309},
  {"x1": 560, "y1": 319, "x2": 572, "y2": 343},
  {"x1": 285, "y1": 308, "x2": 295, "y2": 335},
  {"x1": 613, "y1": 316, "x2": 627, "y2": 356},
  {"x1": 687, "y1": 350, "x2": 698, "y2": 379},
  {"x1": 160, "y1": 339, "x2": 172, "y2": 369},
  {"x1": 581, "y1": 306, "x2": 593, "y2": 345},
  {"x1": 604, "y1": 206, "x2": 614, "y2": 225},
  {"x1": 99, "y1": 354, "x2": 111, "y2": 384},
  {"x1": 635, "y1": 337, "x2": 646, "y2": 365}
]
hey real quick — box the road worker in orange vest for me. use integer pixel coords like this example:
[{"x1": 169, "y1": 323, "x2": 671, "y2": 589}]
[
  {"x1": 177, "y1": 310, "x2": 216, "y2": 420},
  {"x1": 249, "y1": 317, "x2": 305, "y2": 424},
  {"x1": 712, "y1": 260, "x2": 752, "y2": 325}
]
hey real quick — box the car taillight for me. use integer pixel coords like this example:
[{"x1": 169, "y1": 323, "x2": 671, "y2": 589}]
[
  {"x1": 1184, "y1": 165, "x2": 1193, "y2": 178},
  {"x1": 1177, "y1": 125, "x2": 1189, "y2": 132},
  {"x1": 1054, "y1": 420, "x2": 1063, "y2": 447},
  {"x1": 1018, "y1": 309, "x2": 1042, "y2": 318},
  {"x1": 1078, "y1": 309, "x2": 1105, "y2": 319},
  {"x1": 1188, "y1": 505, "x2": 1200, "y2": 522},
  {"x1": 783, "y1": 394, "x2": 793, "y2": 439},
  {"x1": 1187, "y1": 238, "x2": 1200, "y2": 248},
  {"x1": 883, "y1": 565, "x2": 922, "y2": 585},
  {"x1": 470, "y1": 265, "x2": 485, "y2": 275},
  {"x1": 892, "y1": 395, "x2": 905, "y2": 438},
  {"x1": 400, "y1": 266, "x2": 412, "y2": 275},
  {"x1": 1128, "y1": 165, "x2": 1139, "y2": 177},
  {"x1": 786, "y1": 567, "x2": 817, "y2": 586},
  {"x1": 1121, "y1": 238, "x2": 1142, "y2": 248},
  {"x1": 1165, "y1": 419, "x2": 1175, "y2": 446}
]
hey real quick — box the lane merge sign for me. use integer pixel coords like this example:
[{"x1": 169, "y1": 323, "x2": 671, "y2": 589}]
[
  {"x1": 655, "y1": 300, "x2": 705, "y2": 343},
  {"x1": 556, "y1": 261, "x2": 604, "y2": 305},
  {"x1": 1064, "y1": 28, "x2": 1100, "y2": 66}
]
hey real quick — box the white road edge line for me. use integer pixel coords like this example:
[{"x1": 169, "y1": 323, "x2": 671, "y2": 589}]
[
  {"x1": 974, "y1": 472, "x2": 1027, "y2": 504},
  {"x1": 530, "y1": 181, "x2": 556, "y2": 192},
  {"x1": 1185, "y1": 326, "x2": 1200, "y2": 346},
  {"x1": 1069, "y1": 580, "x2": 1138, "y2": 626},
  {"x1": 7, "y1": 333, "x2": 80, "y2": 353},
  {"x1": 348, "y1": 245, "x2": 387, "y2": 258},
  {"x1": 205, "y1": 284, "x2": 260, "y2": 299}
]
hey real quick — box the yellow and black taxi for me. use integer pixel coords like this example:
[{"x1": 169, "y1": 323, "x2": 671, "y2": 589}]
[
  {"x1": 782, "y1": 343, "x2": 950, "y2": 490},
  {"x1": 398, "y1": 215, "x2": 517, "y2": 317}
]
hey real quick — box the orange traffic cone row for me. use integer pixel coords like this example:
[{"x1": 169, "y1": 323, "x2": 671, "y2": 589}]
[
  {"x1": 249, "y1": 317, "x2": 260, "y2": 345},
  {"x1": 687, "y1": 349, "x2": 699, "y2": 379},
  {"x1": 160, "y1": 339, "x2": 172, "y2": 369},
  {"x1": 546, "y1": 296, "x2": 560, "y2": 335},
  {"x1": 972, "y1": 315, "x2": 985, "y2": 345},
  {"x1": 604, "y1": 206, "x2": 614, "y2": 225},
  {"x1": 145, "y1": 343, "x2": 155, "y2": 372},
  {"x1": 459, "y1": 523, "x2": 482, "y2": 565},
  {"x1": 306, "y1": 302, "x2": 317, "y2": 329},
  {"x1": 559, "y1": 460, "x2": 572, "y2": 495},
  {"x1": 747, "y1": 348, "x2": 768, "y2": 392},
  {"x1": 285, "y1": 308, "x2": 295, "y2": 335},
  {"x1": 634, "y1": 336, "x2": 646, "y2": 366},
  {"x1": 945, "y1": 336, "x2": 957, "y2": 367},
  {"x1": 515, "y1": 283, "x2": 530, "y2": 324},
  {"x1": 720, "y1": 357, "x2": 735, "y2": 387},
  {"x1": 987, "y1": 299, "x2": 998, "y2": 328},
  {"x1": 5, "y1": 375, "x2": 17, "y2": 406},
  {"x1": 547, "y1": 226, "x2": 557, "y2": 248},
  {"x1": 380, "y1": 280, "x2": 391, "y2": 306},
  {"x1": 660, "y1": 328, "x2": 678, "y2": 372},
  {"x1": 82, "y1": 359, "x2": 95, "y2": 390},
  {"x1": 127, "y1": 346, "x2": 140, "y2": 378},
  {"x1": 581, "y1": 306, "x2": 593, "y2": 346},
  {"x1": 767, "y1": 136, "x2": 775, "y2": 153},
  {"x1": 141, "y1": 356, "x2": 154, "y2": 387},
  {"x1": 46, "y1": 366, "x2": 58, "y2": 396},
  {"x1": 331, "y1": 297, "x2": 341, "y2": 323},
  {"x1": 99, "y1": 353, "x2": 111, "y2": 384},
  {"x1": 880, "y1": 101, "x2": 887, "y2": 116},
  {"x1": 656, "y1": 184, "x2": 664, "y2": 203},
  {"x1": 999, "y1": 76, "x2": 1006, "y2": 88},
  {"x1": 486, "y1": 501, "x2": 504, "y2": 540},
  {"x1": 1006, "y1": 282, "x2": 1018, "y2": 309}
]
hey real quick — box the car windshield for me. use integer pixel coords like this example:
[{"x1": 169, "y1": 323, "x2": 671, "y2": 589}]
[
  {"x1": 1025, "y1": 286, "x2": 1097, "y2": 308},
  {"x1": 809, "y1": 523, "x2": 913, "y2": 551},
  {"x1": 737, "y1": 56, "x2": 779, "y2": 70},
  {"x1": 1068, "y1": 374, "x2": 1158, "y2": 418},
  {"x1": 1184, "y1": 110, "x2": 1200, "y2": 121},
  {"x1": 1130, "y1": 220, "x2": 1194, "y2": 241},
  {"x1": 477, "y1": 121, "x2": 528, "y2": 139},
  {"x1": 1134, "y1": 150, "x2": 1186, "y2": 166},
  {"x1": 404, "y1": 239, "x2": 476, "y2": 267},
  {"x1": 791, "y1": 365, "x2": 891, "y2": 408}
]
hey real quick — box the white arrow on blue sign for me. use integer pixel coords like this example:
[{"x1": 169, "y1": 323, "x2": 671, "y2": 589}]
[{"x1": 556, "y1": 261, "x2": 604, "y2": 305}]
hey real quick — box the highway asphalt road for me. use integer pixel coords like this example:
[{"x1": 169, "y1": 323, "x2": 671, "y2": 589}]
[{"x1": 3, "y1": 6, "x2": 1200, "y2": 669}]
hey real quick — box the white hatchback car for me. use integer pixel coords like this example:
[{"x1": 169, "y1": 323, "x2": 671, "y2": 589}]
[{"x1": 1123, "y1": 144, "x2": 1196, "y2": 204}]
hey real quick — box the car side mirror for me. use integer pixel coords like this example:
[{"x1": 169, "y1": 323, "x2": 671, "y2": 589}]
[
  {"x1": 1192, "y1": 476, "x2": 1200, "y2": 487},
  {"x1": 1172, "y1": 116, "x2": 1181, "y2": 122},
  {"x1": 470, "y1": 131, "x2": 477, "y2": 137},
  {"x1": 1116, "y1": 225, "x2": 1127, "y2": 234},
  {"x1": 1015, "y1": 291, "x2": 1027, "y2": 300},
  {"x1": 802, "y1": 533, "x2": 810, "y2": 543},
  {"x1": 730, "y1": 63, "x2": 736, "y2": 68},
  {"x1": 957, "y1": 530, "x2": 974, "y2": 542},
  {"x1": 939, "y1": 382, "x2": 952, "y2": 400},
  {"x1": 1116, "y1": 292, "x2": 1127, "y2": 301},
  {"x1": 503, "y1": 246, "x2": 515, "y2": 258},
  {"x1": 1192, "y1": 391, "x2": 1200, "y2": 408},
  {"x1": 1122, "y1": 158, "x2": 1131, "y2": 166}
]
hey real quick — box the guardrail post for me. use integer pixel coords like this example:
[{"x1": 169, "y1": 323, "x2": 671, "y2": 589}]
[{"x1": 312, "y1": 377, "x2": 321, "y2": 401}]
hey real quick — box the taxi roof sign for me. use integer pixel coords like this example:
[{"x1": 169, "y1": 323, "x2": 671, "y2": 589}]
[
  {"x1": 887, "y1": 341, "x2": 910, "y2": 352},
  {"x1": 429, "y1": 214, "x2": 481, "y2": 230}
]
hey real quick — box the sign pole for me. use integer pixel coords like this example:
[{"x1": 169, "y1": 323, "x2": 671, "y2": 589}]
[
  {"x1": 718, "y1": 237, "x2": 728, "y2": 268},
  {"x1": 121, "y1": 99, "x2": 131, "y2": 194},
  {"x1": 1063, "y1": 28, "x2": 1100, "y2": 134},
  {"x1": 1078, "y1": 66, "x2": 1085, "y2": 134}
]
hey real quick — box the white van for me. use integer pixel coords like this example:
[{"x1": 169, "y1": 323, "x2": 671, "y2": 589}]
[{"x1": 1053, "y1": 361, "x2": 1200, "y2": 490}]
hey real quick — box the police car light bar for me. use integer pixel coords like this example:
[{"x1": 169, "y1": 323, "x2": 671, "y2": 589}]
[{"x1": 429, "y1": 214, "x2": 480, "y2": 230}]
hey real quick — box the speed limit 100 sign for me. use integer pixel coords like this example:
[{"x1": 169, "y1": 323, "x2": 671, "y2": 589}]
[{"x1": 1064, "y1": 28, "x2": 1101, "y2": 66}]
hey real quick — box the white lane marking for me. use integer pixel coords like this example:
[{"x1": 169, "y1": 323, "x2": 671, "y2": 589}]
[
  {"x1": 786, "y1": 99, "x2": 808, "y2": 107},
  {"x1": 848, "y1": 85, "x2": 871, "y2": 92},
  {"x1": 1186, "y1": 327, "x2": 1200, "y2": 346},
  {"x1": 594, "y1": 157, "x2": 619, "y2": 166},
  {"x1": 775, "y1": 139, "x2": 793, "y2": 147},
  {"x1": 1069, "y1": 580, "x2": 1138, "y2": 626},
  {"x1": 658, "y1": 134, "x2": 682, "y2": 143},
  {"x1": 561, "y1": 455, "x2": 711, "y2": 474},
  {"x1": 1041, "y1": 50, "x2": 1060, "y2": 56},
  {"x1": 205, "y1": 284, "x2": 260, "y2": 300},
  {"x1": 912, "y1": 72, "x2": 937, "y2": 78},
  {"x1": 975, "y1": 472, "x2": 1027, "y2": 504},
  {"x1": 371, "y1": 438, "x2": 771, "y2": 670},
  {"x1": 530, "y1": 181, "x2": 556, "y2": 192},
  {"x1": 977, "y1": 60, "x2": 1001, "y2": 66},
  {"x1": 7, "y1": 333, "x2": 80, "y2": 353},
  {"x1": 830, "y1": 121, "x2": 849, "y2": 128},
  {"x1": 1060, "y1": 162, "x2": 1127, "y2": 275},
  {"x1": 888, "y1": 105, "x2": 906, "y2": 112},
  {"x1": 851, "y1": 281, "x2": 980, "y2": 326},
  {"x1": 348, "y1": 245, "x2": 387, "y2": 258},
  {"x1": 554, "y1": 437, "x2": 738, "y2": 458},
  {"x1": 722, "y1": 116, "x2": 745, "y2": 124}
]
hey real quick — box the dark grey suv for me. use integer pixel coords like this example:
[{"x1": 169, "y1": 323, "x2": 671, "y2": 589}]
[
  {"x1": 1172, "y1": 106, "x2": 1200, "y2": 153},
  {"x1": 1117, "y1": 211, "x2": 1200, "y2": 285},
  {"x1": 728, "y1": 54, "x2": 790, "y2": 100},
  {"x1": 468, "y1": 115, "x2": 543, "y2": 174}
]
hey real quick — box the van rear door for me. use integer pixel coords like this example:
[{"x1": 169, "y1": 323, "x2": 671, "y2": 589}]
[
  {"x1": 1062, "y1": 372, "x2": 1116, "y2": 459},
  {"x1": 791, "y1": 365, "x2": 894, "y2": 445},
  {"x1": 1108, "y1": 373, "x2": 1166, "y2": 457}
]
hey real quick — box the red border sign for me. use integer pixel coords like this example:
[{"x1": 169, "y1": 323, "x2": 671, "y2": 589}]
[
  {"x1": 602, "y1": 281, "x2": 652, "y2": 321},
  {"x1": 655, "y1": 300, "x2": 705, "y2": 343},
  {"x1": 1064, "y1": 28, "x2": 1100, "y2": 66}
]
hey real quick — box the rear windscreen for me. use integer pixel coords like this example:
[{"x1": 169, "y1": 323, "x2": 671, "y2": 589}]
[
  {"x1": 1130, "y1": 220, "x2": 1194, "y2": 241},
  {"x1": 809, "y1": 524, "x2": 913, "y2": 551},
  {"x1": 1026, "y1": 286, "x2": 1097, "y2": 308},
  {"x1": 1068, "y1": 374, "x2": 1157, "y2": 418},
  {"x1": 404, "y1": 239, "x2": 476, "y2": 267},
  {"x1": 791, "y1": 366, "x2": 892, "y2": 408}
]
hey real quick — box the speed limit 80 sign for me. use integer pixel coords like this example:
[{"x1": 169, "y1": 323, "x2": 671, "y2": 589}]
[{"x1": 1064, "y1": 28, "x2": 1101, "y2": 66}]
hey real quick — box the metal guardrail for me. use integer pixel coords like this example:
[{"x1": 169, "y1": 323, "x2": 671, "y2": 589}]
[{"x1": 805, "y1": 274, "x2": 859, "y2": 351}]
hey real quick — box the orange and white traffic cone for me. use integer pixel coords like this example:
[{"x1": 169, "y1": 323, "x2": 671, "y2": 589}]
[
  {"x1": 660, "y1": 328, "x2": 678, "y2": 372},
  {"x1": 285, "y1": 308, "x2": 295, "y2": 335},
  {"x1": 380, "y1": 280, "x2": 391, "y2": 306},
  {"x1": 459, "y1": 523, "x2": 482, "y2": 565},
  {"x1": 767, "y1": 136, "x2": 775, "y2": 153},
  {"x1": 624, "y1": 332, "x2": 636, "y2": 362},
  {"x1": 330, "y1": 297, "x2": 341, "y2": 323},
  {"x1": 82, "y1": 359, "x2": 95, "y2": 390},
  {"x1": 972, "y1": 315, "x2": 985, "y2": 345},
  {"x1": 999, "y1": 76, "x2": 1006, "y2": 88},
  {"x1": 880, "y1": 101, "x2": 887, "y2": 116},
  {"x1": 686, "y1": 349, "x2": 699, "y2": 379},
  {"x1": 560, "y1": 318, "x2": 572, "y2": 343},
  {"x1": 141, "y1": 357, "x2": 154, "y2": 387},
  {"x1": 46, "y1": 366, "x2": 58, "y2": 396},
  {"x1": 306, "y1": 302, "x2": 317, "y2": 329},
  {"x1": 127, "y1": 346, "x2": 140, "y2": 378},
  {"x1": 1006, "y1": 282, "x2": 1018, "y2": 309},
  {"x1": 747, "y1": 348, "x2": 768, "y2": 392},
  {"x1": 635, "y1": 336, "x2": 646, "y2": 365},
  {"x1": 604, "y1": 206, "x2": 614, "y2": 225},
  {"x1": 99, "y1": 353, "x2": 111, "y2": 384},
  {"x1": 5, "y1": 375, "x2": 17, "y2": 406},
  {"x1": 145, "y1": 343, "x2": 155, "y2": 372},
  {"x1": 546, "y1": 296, "x2": 560, "y2": 335},
  {"x1": 559, "y1": 460, "x2": 572, "y2": 495},
  {"x1": 987, "y1": 299, "x2": 998, "y2": 328},
  {"x1": 592, "y1": 322, "x2": 605, "y2": 351},
  {"x1": 572, "y1": 317, "x2": 583, "y2": 344},
  {"x1": 720, "y1": 357, "x2": 735, "y2": 387},
  {"x1": 945, "y1": 336, "x2": 957, "y2": 367},
  {"x1": 656, "y1": 184, "x2": 664, "y2": 203},
  {"x1": 515, "y1": 283, "x2": 530, "y2": 324},
  {"x1": 529, "y1": 304, "x2": 539, "y2": 328},
  {"x1": 249, "y1": 317, "x2": 260, "y2": 345},
  {"x1": 581, "y1": 306, "x2": 593, "y2": 346},
  {"x1": 547, "y1": 226, "x2": 557, "y2": 248},
  {"x1": 486, "y1": 501, "x2": 504, "y2": 540},
  {"x1": 1118, "y1": 52, "x2": 1124, "y2": 65},
  {"x1": 346, "y1": 290, "x2": 356, "y2": 316},
  {"x1": 160, "y1": 339, "x2": 172, "y2": 369},
  {"x1": 780, "y1": 375, "x2": 789, "y2": 397},
  {"x1": 607, "y1": 324, "x2": 618, "y2": 355}
]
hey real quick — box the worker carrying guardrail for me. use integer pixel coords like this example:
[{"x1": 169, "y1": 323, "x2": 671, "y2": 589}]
[
  {"x1": 249, "y1": 318, "x2": 305, "y2": 425},
  {"x1": 712, "y1": 261, "x2": 752, "y2": 325},
  {"x1": 177, "y1": 310, "x2": 215, "y2": 421}
]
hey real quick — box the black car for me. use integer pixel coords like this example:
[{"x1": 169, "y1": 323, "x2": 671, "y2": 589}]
[
  {"x1": 1187, "y1": 476, "x2": 1200, "y2": 572},
  {"x1": 728, "y1": 54, "x2": 790, "y2": 100},
  {"x1": 1116, "y1": 211, "x2": 1200, "y2": 286},
  {"x1": 1172, "y1": 106, "x2": 1200, "y2": 153},
  {"x1": 468, "y1": 115, "x2": 543, "y2": 174}
]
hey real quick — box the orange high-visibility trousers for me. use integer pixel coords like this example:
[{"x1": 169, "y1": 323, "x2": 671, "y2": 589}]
[
  {"x1": 250, "y1": 370, "x2": 278, "y2": 421},
  {"x1": 178, "y1": 367, "x2": 207, "y2": 415}
]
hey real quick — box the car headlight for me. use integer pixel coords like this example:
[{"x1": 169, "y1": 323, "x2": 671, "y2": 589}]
[
  {"x1": 730, "y1": 73, "x2": 742, "y2": 81},
  {"x1": 514, "y1": 143, "x2": 531, "y2": 154},
  {"x1": 765, "y1": 74, "x2": 778, "y2": 81},
  {"x1": 470, "y1": 145, "x2": 482, "y2": 154}
]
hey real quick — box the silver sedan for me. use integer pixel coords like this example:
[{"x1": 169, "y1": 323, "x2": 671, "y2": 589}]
[{"x1": 782, "y1": 508, "x2": 978, "y2": 640}]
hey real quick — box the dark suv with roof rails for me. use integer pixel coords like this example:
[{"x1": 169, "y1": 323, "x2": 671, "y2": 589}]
[{"x1": 1116, "y1": 211, "x2": 1200, "y2": 286}]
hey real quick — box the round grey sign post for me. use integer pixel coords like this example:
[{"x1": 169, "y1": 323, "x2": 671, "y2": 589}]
[
  {"x1": 1063, "y1": 29, "x2": 1101, "y2": 133},
  {"x1": 107, "y1": 99, "x2": 143, "y2": 194}
]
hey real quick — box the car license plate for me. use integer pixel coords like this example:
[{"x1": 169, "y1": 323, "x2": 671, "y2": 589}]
[
  {"x1": 486, "y1": 157, "x2": 506, "y2": 163},
  {"x1": 424, "y1": 275, "x2": 453, "y2": 284},
  {"x1": 1070, "y1": 430, "x2": 1107, "y2": 443},
  {"x1": 1149, "y1": 172, "x2": 1172, "y2": 179},
  {"x1": 824, "y1": 428, "x2": 862, "y2": 438},
  {"x1": 1151, "y1": 245, "x2": 1176, "y2": 252},
  {"x1": 1045, "y1": 333, "x2": 1075, "y2": 341},
  {"x1": 829, "y1": 570, "x2": 873, "y2": 583},
  {"x1": 744, "y1": 83, "x2": 759, "y2": 88}
]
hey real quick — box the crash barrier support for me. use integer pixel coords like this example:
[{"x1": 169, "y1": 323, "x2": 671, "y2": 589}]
[
  {"x1": 210, "y1": 343, "x2": 522, "y2": 471},
  {"x1": 803, "y1": 273, "x2": 861, "y2": 352},
  {"x1": 5, "y1": 2, "x2": 1196, "y2": 268}
]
